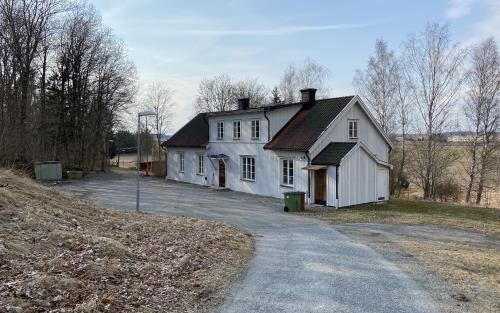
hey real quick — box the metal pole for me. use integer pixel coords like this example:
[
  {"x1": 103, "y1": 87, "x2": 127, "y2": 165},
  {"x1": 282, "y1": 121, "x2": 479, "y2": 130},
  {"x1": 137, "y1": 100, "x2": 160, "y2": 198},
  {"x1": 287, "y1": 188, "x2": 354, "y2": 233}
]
[{"x1": 136, "y1": 114, "x2": 140, "y2": 212}]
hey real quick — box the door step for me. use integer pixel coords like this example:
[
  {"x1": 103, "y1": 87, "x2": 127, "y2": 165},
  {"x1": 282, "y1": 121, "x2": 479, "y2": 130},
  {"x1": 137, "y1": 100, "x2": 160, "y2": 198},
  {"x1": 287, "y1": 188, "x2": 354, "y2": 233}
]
[{"x1": 209, "y1": 186, "x2": 230, "y2": 191}]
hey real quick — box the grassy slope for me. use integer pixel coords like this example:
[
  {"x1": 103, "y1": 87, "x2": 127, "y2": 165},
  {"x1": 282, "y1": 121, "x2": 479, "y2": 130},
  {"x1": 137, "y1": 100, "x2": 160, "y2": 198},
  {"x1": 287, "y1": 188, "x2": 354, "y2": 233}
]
[
  {"x1": 302, "y1": 199, "x2": 500, "y2": 236},
  {"x1": 0, "y1": 170, "x2": 253, "y2": 313}
]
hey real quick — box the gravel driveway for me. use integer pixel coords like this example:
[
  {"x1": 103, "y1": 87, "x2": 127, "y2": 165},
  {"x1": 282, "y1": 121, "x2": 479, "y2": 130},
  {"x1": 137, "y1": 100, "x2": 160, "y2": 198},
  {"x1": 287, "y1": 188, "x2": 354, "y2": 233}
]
[{"x1": 59, "y1": 171, "x2": 440, "y2": 313}]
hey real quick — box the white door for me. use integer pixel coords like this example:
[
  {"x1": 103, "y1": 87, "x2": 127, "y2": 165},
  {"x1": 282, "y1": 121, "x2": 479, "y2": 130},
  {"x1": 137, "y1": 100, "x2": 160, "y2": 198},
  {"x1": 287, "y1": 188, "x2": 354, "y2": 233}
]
[{"x1": 377, "y1": 168, "x2": 388, "y2": 201}]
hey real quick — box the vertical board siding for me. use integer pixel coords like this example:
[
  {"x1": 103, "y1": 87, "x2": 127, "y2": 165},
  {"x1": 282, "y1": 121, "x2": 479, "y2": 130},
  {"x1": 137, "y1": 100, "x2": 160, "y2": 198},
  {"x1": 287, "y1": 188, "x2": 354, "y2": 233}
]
[{"x1": 339, "y1": 147, "x2": 378, "y2": 207}]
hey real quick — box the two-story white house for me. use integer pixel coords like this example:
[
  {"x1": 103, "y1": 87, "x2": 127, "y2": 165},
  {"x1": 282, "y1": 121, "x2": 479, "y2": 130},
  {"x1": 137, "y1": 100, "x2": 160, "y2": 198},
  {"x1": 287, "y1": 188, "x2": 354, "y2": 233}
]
[{"x1": 163, "y1": 89, "x2": 392, "y2": 208}]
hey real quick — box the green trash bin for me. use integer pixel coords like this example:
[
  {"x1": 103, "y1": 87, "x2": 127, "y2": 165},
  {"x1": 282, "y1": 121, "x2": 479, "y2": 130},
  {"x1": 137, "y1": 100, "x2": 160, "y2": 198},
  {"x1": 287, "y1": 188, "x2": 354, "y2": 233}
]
[{"x1": 283, "y1": 191, "x2": 305, "y2": 212}]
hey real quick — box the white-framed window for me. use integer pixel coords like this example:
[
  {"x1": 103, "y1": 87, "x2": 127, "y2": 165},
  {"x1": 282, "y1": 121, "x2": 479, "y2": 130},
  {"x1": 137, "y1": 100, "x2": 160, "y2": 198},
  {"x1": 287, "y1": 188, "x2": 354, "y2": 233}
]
[
  {"x1": 241, "y1": 156, "x2": 255, "y2": 181},
  {"x1": 348, "y1": 120, "x2": 358, "y2": 139},
  {"x1": 251, "y1": 119, "x2": 260, "y2": 140},
  {"x1": 217, "y1": 121, "x2": 224, "y2": 140},
  {"x1": 178, "y1": 152, "x2": 185, "y2": 173},
  {"x1": 197, "y1": 154, "x2": 204, "y2": 175},
  {"x1": 281, "y1": 159, "x2": 294, "y2": 186},
  {"x1": 233, "y1": 120, "x2": 241, "y2": 140}
]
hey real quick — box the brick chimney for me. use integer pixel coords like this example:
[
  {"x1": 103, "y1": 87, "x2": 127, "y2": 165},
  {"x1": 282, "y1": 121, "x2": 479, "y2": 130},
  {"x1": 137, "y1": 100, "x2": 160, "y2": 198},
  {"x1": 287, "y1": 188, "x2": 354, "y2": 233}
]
[
  {"x1": 300, "y1": 88, "x2": 317, "y2": 105},
  {"x1": 238, "y1": 98, "x2": 250, "y2": 110}
]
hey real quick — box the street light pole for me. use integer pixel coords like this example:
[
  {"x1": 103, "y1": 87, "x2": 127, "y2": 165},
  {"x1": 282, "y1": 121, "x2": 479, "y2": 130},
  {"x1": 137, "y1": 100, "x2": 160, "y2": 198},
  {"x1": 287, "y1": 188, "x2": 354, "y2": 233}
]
[{"x1": 136, "y1": 111, "x2": 156, "y2": 213}]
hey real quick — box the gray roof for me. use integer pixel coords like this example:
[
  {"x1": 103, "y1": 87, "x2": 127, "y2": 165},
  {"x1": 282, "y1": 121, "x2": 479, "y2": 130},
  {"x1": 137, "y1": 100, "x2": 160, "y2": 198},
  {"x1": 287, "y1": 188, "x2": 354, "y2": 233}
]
[{"x1": 311, "y1": 142, "x2": 357, "y2": 165}]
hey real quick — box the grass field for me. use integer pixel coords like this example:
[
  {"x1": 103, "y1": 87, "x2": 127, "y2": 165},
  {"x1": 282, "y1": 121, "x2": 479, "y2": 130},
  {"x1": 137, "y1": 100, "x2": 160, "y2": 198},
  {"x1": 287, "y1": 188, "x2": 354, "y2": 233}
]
[
  {"x1": 301, "y1": 199, "x2": 500, "y2": 313},
  {"x1": 302, "y1": 199, "x2": 500, "y2": 236}
]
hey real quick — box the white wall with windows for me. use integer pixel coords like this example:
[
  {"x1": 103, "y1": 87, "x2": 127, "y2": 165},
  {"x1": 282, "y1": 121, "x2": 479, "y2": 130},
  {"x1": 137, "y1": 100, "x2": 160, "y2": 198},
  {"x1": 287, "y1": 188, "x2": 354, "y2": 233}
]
[{"x1": 166, "y1": 148, "x2": 207, "y2": 186}]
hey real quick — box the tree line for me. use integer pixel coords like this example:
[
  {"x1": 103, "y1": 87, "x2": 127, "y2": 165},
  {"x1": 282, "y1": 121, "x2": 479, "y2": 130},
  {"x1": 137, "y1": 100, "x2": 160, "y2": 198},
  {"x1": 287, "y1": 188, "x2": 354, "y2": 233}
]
[
  {"x1": 353, "y1": 23, "x2": 499, "y2": 205},
  {"x1": 0, "y1": 0, "x2": 136, "y2": 171}
]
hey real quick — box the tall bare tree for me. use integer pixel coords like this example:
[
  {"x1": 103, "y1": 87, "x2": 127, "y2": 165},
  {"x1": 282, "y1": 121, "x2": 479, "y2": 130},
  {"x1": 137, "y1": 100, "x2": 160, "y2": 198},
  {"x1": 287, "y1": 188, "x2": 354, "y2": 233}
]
[
  {"x1": 402, "y1": 22, "x2": 468, "y2": 199},
  {"x1": 0, "y1": 0, "x2": 136, "y2": 171},
  {"x1": 195, "y1": 74, "x2": 235, "y2": 112},
  {"x1": 279, "y1": 58, "x2": 331, "y2": 103},
  {"x1": 463, "y1": 37, "x2": 500, "y2": 204},
  {"x1": 195, "y1": 74, "x2": 268, "y2": 112},
  {"x1": 353, "y1": 39, "x2": 399, "y2": 135},
  {"x1": 142, "y1": 81, "x2": 174, "y2": 161},
  {"x1": 232, "y1": 78, "x2": 268, "y2": 107}
]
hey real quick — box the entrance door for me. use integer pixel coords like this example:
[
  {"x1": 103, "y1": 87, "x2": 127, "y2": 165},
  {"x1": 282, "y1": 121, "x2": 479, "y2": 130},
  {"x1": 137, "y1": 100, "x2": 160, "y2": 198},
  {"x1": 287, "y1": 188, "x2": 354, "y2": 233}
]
[
  {"x1": 219, "y1": 160, "x2": 226, "y2": 187},
  {"x1": 314, "y1": 169, "x2": 327, "y2": 205}
]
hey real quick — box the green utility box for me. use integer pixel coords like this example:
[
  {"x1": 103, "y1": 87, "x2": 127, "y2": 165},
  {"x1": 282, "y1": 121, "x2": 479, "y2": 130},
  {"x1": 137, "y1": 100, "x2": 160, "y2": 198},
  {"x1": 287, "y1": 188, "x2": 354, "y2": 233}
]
[
  {"x1": 283, "y1": 191, "x2": 305, "y2": 212},
  {"x1": 34, "y1": 161, "x2": 62, "y2": 181}
]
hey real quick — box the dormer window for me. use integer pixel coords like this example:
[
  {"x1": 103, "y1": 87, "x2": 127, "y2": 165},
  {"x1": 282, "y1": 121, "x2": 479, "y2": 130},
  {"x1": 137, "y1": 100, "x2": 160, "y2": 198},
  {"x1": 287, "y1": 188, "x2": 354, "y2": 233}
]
[
  {"x1": 217, "y1": 121, "x2": 224, "y2": 140},
  {"x1": 348, "y1": 120, "x2": 358, "y2": 139}
]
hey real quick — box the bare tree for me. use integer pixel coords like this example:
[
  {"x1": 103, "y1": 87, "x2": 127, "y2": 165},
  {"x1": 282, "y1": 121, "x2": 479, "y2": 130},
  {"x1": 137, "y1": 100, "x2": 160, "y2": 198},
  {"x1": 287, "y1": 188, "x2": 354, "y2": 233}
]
[
  {"x1": 195, "y1": 74, "x2": 235, "y2": 112},
  {"x1": 463, "y1": 37, "x2": 500, "y2": 204},
  {"x1": 353, "y1": 39, "x2": 399, "y2": 135},
  {"x1": 194, "y1": 74, "x2": 268, "y2": 112},
  {"x1": 279, "y1": 58, "x2": 331, "y2": 103},
  {"x1": 232, "y1": 78, "x2": 268, "y2": 107},
  {"x1": 0, "y1": 0, "x2": 136, "y2": 171},
  {"x1": 142, "y1": 81, "x2": 174, "y2": 161},
  {"x1": 402, "y1": 22, "x2": 468, "y2": 199}
]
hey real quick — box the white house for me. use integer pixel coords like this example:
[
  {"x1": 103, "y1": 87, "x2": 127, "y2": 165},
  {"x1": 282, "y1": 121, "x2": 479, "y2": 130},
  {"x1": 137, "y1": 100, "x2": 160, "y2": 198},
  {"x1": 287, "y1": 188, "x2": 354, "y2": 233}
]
[{"x1": 163, "y1": 89, "x2": 392, "y2": 208}]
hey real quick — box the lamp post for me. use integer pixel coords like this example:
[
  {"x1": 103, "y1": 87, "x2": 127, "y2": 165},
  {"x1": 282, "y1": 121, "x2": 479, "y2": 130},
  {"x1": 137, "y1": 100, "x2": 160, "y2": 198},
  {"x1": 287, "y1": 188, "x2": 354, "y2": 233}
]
[{"x1": 137, "y1": 111, "x2": 156, "y2": 212}]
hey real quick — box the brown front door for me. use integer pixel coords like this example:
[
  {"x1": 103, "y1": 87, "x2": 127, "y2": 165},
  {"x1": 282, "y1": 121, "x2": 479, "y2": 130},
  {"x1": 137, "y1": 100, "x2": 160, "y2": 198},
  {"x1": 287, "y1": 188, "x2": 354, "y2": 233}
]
[
  {"x1": 219, "y1": 160, "x2": 226, "y2": 187},
  {"x1": 314, "y1": 169, "x2": 327, "y2": 205}
]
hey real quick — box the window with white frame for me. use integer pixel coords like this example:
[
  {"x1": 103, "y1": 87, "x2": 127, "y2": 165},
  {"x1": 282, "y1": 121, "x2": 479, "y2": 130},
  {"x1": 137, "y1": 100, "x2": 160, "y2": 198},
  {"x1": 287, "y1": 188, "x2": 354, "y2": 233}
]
[
  {"x1": 178, "y1": 152, "x2": 184, "y2": 172},
  {"x1": 233, "y1": 120, "x2": 241, "y2": 140},
  {"x1": 217, "y1": 121, "x2": 224, "y2": 140},
  {"x1": 348, "y1": 120, "x2": 358, "y2": 139},
  {"x1": 281, "y1": 159, "x2": 294, "y2": 186},
  {"x1": 251, "y1": 119, "x2": 260, "y2": 140},
  {"x1": 241, "y1": 156, "x2": 255, "y2": 181},
  {"x1": 197, "y1": 154, "x2": 204, "y2": 175}
]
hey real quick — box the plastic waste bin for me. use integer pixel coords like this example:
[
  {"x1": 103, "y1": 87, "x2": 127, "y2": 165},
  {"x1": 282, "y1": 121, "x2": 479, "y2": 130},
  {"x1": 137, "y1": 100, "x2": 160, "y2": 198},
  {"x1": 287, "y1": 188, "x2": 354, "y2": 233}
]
[{"x1": 283, "y1": 191, "x2": 305, "y2": 212}]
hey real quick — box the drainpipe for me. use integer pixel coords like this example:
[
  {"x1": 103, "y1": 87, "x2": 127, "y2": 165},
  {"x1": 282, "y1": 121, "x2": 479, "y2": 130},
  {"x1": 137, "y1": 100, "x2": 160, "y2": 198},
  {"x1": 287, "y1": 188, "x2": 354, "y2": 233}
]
[
  {"x1": 263, "y1": 109, "x2": 270, "y2": 142},
  {"x1": 305, "y1": 151, "x2": 311, "y2": 202}
]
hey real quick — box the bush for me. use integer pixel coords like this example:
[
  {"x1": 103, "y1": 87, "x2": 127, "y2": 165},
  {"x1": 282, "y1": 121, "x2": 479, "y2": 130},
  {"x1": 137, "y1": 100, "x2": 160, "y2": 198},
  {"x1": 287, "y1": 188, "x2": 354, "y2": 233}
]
[{"x1": 434, "y1": 179, "x2": 462, "y2": 202}]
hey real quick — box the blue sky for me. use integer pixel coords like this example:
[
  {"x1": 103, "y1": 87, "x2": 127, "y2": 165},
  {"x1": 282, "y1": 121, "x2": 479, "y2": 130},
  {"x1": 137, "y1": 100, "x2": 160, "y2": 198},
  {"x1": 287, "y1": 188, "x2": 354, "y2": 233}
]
[{"x1": 91, "y1": 0, "x2": 500, "y2": 132}]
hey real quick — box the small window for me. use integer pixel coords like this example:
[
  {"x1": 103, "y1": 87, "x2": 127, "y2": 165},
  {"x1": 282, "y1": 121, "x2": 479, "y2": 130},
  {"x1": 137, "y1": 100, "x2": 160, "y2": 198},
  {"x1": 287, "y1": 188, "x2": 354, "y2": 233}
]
[
  {"x1": 197, "y1": 154, "x2": 204, "y2": 175},
  {"x1": 178, "y1": 153, "x2": 184, "y2": 173},
  {"x1": 217, "y1": 121, "x2": 224, "y2": 140},
  {"x1": 282, "y1": 159, "x2": 294, "y2": 186},
  {"x1": 348, "y1": 120, "x2": 358, "y2": 139},
  {"x1": 233, "y1": 120, "x2": 241, "y2": 140},
  {"x1": 241, "y1": 156, "x2": 255, "y2": 181},
  {"x1": 251, "y1": 120, "x2": 260, "y2": 140}
]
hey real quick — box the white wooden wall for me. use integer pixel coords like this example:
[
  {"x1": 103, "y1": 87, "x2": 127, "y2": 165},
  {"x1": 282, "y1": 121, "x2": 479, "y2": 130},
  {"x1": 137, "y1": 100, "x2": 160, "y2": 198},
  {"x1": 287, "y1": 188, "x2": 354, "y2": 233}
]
[
  {"x1": 310, "y1": 102, "x2": 389, "y2": 162},
  {"x1": 338, "y1": 147, "x2": 389, "y2": 207}
]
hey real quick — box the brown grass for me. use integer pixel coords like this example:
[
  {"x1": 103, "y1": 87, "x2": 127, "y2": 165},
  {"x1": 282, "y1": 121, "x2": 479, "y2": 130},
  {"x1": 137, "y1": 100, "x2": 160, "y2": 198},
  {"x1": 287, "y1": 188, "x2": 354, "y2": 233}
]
[
  {"x1": 301, "y1": 199, "x2": 500, "y2": 313},
  {"x1": 302, "y1": 199, "x2": 500, "y2": 236},
  {"x1": 0, "y1": 169, "x2": 254, "y2": 313}
]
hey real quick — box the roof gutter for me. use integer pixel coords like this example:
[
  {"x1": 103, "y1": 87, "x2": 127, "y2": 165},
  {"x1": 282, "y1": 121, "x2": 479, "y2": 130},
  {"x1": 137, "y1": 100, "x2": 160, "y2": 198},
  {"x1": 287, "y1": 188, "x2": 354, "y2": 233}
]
[{"x1": 263, "y1": 109, "x2": 271, "y2": 142}]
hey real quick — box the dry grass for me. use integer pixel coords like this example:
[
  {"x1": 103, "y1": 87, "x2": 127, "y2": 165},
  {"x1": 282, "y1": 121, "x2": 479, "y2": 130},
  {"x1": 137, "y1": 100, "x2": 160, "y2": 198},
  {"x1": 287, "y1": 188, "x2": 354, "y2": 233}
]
[
  {"x1": 303, "y1": 199, "x2": 500, "y2": 236},
  {"x1": 0, "y1": 169, "x2": 254, "y2": 313},
  {"x1": 398, "y1": 239, "x2": 499, "y2": 313},
  {"x1": 301, "y1": 199, "x2": 500, "y2": 313}
]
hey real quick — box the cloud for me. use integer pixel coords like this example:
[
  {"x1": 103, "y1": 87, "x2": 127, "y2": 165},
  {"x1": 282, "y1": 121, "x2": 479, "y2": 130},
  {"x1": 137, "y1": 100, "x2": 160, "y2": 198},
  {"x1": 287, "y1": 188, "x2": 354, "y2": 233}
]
[
  {"x1": 446, "y1": 0, "x2": 475, "y2": 19},
  {"x1": 155, "y1": 23, "x2": 368, "y2": 37}
]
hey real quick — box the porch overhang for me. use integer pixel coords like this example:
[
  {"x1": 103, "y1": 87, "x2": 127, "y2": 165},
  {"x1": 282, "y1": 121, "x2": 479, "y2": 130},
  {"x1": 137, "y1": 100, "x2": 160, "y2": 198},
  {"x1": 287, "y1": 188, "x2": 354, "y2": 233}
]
[
  {"x1": 301, "y1": 164, "x2": 327, "y2": 170},
  {"x1": 209, "y1": 154, "x2": 229, "y2": 160}
]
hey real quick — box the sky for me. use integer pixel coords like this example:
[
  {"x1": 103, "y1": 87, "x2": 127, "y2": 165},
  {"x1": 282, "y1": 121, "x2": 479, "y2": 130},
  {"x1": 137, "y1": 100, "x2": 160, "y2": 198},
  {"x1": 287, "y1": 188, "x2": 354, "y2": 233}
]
[{"x1": 90, "y1": 0, "x2": 500, "y2": 133}]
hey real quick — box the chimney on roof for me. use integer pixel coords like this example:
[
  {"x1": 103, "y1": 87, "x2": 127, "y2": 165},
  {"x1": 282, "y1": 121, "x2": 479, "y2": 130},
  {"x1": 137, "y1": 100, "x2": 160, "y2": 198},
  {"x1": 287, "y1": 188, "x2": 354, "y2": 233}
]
[
  {"x1": 238, "y1": 98, "x2": 250, "y2": 110},
  {"x1": 300, "y1": 88, "x2": 317, "y2": 105}
]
